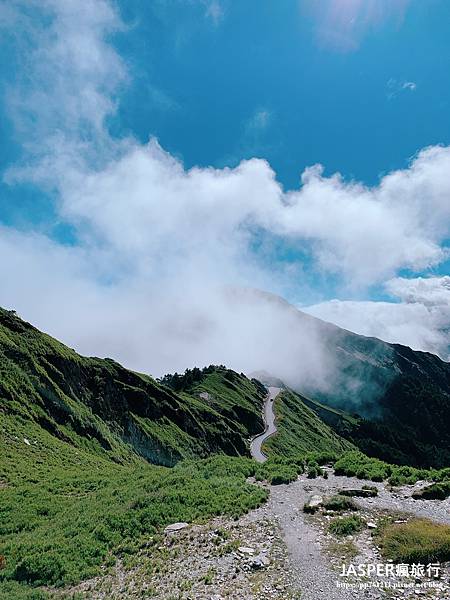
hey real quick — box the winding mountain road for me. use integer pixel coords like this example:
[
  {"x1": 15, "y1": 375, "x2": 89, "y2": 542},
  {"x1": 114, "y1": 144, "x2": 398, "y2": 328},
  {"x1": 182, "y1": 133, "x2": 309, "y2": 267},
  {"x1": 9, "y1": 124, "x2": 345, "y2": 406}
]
[{"x1": 250, "y1": 386, "x2": 281, "y2": 462}]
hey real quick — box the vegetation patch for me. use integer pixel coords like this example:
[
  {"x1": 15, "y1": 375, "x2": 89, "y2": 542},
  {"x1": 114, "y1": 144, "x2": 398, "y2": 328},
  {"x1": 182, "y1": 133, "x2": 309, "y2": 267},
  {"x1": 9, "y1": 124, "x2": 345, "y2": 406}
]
[
  {"x1": 323, "y1": 495, "x2": 358, "y2": 512},
  {"x1": 334, "y1": 451, "x2": 450, "y2": 486},
  {"x1": 262, "y1": 390, "x2": 354, "y2": 457},
  {"x1": 334, "y1": 451, "x2": 391, "y2": 481},
  {"x1": 339, "y1": 485, "x2": 378, "y2": 498},
  {"x1": 376, "y1": 518, "x2": 450, "y2": 564},
  {"x1": 254, "y1": 451, "x2": 336, "y2": 486},
  {"x1": 412, "y1": 481, "x2": 450, "y2": 500},
  {"x1": 0, "y1": 421, "x2": 267, "y2": 598},
  {"x1": 328, "y1": 515, "x2": 365, "y2": 536},
  {"x1": 325, "y1": 539, "x2": 358, "y2": 562}
]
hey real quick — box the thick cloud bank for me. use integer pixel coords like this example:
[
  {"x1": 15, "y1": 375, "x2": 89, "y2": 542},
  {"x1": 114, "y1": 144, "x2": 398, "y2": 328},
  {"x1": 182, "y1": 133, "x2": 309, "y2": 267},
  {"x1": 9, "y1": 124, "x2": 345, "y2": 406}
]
[{"x1": 1, "y1": 0, "x2": 449, "y2": 384}]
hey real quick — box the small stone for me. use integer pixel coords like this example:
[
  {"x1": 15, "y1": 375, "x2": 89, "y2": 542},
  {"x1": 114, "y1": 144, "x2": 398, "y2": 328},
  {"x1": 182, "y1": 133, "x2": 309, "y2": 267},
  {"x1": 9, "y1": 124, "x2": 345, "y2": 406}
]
[
  {"x1": 250, "y1": 553, "x2": 270, "y2": 570},
  {"x1": 164, "y1": 522, "x2": 189, "y2": 533},
  {"x1": 367, "y1": 522, "x2": 377, "y2": 529},
  {"x1": 238, "y1": 546, "x2": 255, "y2": 555},
  {"x1": 23, "y1": 438, "x2": 31, "y2": 446},
  {"x1": 303, "y1": 494, "x2": 323, "y2": 513}
]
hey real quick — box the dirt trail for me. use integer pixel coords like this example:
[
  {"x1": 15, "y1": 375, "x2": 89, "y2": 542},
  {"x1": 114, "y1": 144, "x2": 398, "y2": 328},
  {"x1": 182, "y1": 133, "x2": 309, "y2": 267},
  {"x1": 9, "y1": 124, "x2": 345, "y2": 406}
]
[{"x1": 258, "y1": 469, "x2": 450, "y2": 599}]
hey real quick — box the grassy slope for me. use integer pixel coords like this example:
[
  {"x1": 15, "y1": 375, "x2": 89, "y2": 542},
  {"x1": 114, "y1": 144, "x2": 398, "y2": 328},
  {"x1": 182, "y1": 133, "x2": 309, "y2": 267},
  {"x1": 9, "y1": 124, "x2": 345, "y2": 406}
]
[
  {"x1": 0, "y1": 413, "x2": 267, "y2": 599},
  {"x1": 0, "y1": 309, "x2": 265, "y2": 466},
  {"x1": 263, "y1": 389, "x2": 355, "y2": 456},
  {"x1": 0, "y1": 310, "x2": 270, "y2": 597}
]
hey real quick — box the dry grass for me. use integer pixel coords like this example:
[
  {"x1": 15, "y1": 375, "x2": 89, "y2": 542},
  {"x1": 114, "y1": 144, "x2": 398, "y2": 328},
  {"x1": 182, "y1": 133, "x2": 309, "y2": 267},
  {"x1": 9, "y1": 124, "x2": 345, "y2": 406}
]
[{"x1": 377, "y1": 518, "x2": 450, "y2": 563}]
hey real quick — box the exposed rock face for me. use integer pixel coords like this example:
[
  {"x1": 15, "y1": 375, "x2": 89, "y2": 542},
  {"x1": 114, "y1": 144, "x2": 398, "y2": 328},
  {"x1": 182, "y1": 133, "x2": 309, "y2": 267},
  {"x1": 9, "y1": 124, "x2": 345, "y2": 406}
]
[{"x1": 339, "y1": 488, "x2": 378, "y2": 498}]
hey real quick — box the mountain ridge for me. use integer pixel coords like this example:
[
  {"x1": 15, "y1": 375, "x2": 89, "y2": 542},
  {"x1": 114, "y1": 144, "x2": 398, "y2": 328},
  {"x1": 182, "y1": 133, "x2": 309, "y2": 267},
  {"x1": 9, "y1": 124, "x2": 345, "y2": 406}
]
[
  {"x1": 228, "y1": 289, "x2": 450, "y2": 468},
  {"x1": 0, "y1": 306, "x2": 350, "y2": 468},
  {"x1": 2, "y1": 299, "x2": 450, "y2": 468}
]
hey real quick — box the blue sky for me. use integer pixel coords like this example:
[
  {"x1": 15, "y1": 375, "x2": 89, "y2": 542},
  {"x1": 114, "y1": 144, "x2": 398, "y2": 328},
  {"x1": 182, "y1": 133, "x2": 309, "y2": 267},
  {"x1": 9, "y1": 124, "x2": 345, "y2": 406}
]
[
  {"x1": 112, "y1": 0, "x2": 450, "y2": 189},
  {"x1": 0, "y1": 0, "x2": 450, "y2": 372},
  {"x1": 2, "y1": 1, "x2": 450, "y2": 229}
]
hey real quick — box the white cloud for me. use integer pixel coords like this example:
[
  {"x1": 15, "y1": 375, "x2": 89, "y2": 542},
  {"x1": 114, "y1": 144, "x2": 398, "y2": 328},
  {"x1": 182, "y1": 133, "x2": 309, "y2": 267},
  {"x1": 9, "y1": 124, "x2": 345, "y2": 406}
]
[
  {"x1": 1, "y1": 0, "x2": 450, "y2": 385},
  {"x1": 14, "y1": 135, "x2": 450, "y2": 289},
  {"x1": 4, "y1": 0, "x2": 126, "y2": 164},
  {"x1": 304, "y1": 276, "x2": 450, "y2": 360}
]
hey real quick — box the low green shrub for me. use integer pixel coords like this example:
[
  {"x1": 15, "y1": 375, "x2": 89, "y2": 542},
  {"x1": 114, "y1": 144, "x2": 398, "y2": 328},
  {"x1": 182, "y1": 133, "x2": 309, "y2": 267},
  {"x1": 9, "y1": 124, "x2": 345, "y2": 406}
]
[
  {"x1": 431, "y1": 467, "x2": 450, "y2": 482},
  {"x1": 269, "y1": 466, "x2": 298, "y2": 485},
  {"x1": 307, "y1": 462, "x2": 319, "y2": 479},
  {"x1": 387, "y1": 465, "x2": 427, "y2": 486},
  {"x1": 323, "y1": 495, "x2": 358, "y2": 512},
  {"x1": 328, "y1": 515, "x2": 365, "y2": 536},
  {"x1": 334, "y1": 451, "x2": 391, "y2": 481},
  {"x1": 0, "y1": 580, "x2": 50, "y2": 600},
  {"x1": 412, "y1": 481, "x2": 450, "y2": 500},
  {"x1": 0, "y1": 454, "x2": 267, "y2": 592},
  {"x1": 334, "y1": 451, "x2": 450, "y2": 486},
  {"x1": 255, "y1": 452, "x2": 337, "y2": 485},
  {"x1": 306, "y1": 451, "x2": 338, "y2": 466}
]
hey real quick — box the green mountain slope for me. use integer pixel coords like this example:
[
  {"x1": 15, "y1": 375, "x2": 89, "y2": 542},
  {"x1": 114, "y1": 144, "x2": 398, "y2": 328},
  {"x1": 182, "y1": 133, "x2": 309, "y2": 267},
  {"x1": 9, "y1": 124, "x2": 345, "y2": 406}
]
[
  {"x1": 0, "y1": 308, "x2": 353, "y2": 599},
  {"x1": 313, "y1": 321, "x2": 450, "y2": 468},
  {"x1": 237, "y1": 290, "x2": 450, "y2": 469},
  {"x1": 0, "y1": 407, "x2": 267, "y2": 598},
  {"x1": 0, "y1": 308, "x2": 266, "y2": 466},
  {"x1": 263, "y1": 389, "x2": 355, "y2": 456},
  {"x1": 301, "y1": 341, "x2": 450, "y2": 468}
]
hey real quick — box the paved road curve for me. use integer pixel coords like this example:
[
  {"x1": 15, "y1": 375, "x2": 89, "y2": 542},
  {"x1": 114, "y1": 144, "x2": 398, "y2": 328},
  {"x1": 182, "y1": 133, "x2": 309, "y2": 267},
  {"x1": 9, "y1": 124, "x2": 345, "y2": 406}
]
[{"x1": 250, "y1": 386, "x2": 281, "y2": 462}]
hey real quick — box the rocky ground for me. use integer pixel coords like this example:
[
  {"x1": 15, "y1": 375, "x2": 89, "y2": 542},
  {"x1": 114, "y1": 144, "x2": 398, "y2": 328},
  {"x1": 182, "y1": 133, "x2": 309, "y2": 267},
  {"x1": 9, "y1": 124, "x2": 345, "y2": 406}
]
[
  {"x1": 60, "y1": 469, "x2": 450, "y2": 600},
  {"x1": 59, "y1": 511, "x2": 298, "y2": 599},
  {"x1": 267, "y1": 468, "x2": 450, "y2": 600}
]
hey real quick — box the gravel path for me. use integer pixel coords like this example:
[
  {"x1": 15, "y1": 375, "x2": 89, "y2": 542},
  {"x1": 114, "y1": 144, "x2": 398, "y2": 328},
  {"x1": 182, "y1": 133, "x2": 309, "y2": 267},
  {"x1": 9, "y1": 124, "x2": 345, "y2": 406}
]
[
  {"x1": 267, "y1": 478, "x2": 356, "y2": 600},
  {"x1": 251, "y1": 469, "x2": 450, "y2": 600},
  {"x1": 250, "y1": 387, "x2": 281, "y2": 462}
]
